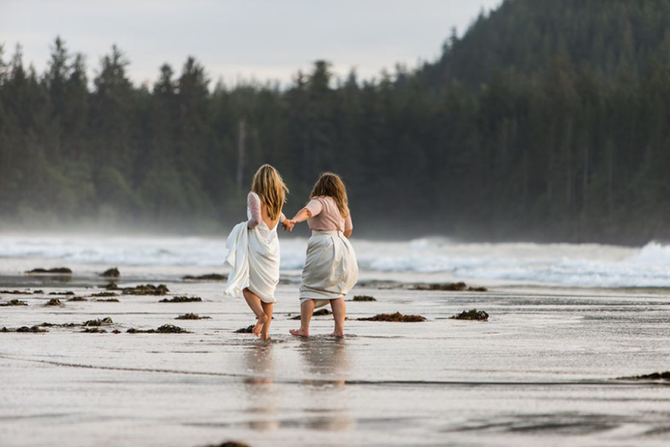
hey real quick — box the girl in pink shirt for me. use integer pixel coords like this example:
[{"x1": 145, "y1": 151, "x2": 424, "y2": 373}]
[{"x1": 287, "y1": 173, "x2": 359, "y2": 337}]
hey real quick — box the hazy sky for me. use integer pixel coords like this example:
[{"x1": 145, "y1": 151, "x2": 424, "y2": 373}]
[{"x1": 0, "y1": 0, "x2": 502, "y2": 87}]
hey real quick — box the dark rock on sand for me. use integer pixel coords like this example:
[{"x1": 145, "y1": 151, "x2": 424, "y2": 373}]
[
  {"x1": 25, "y1": 267, "x2": 72, "y2": 275},
  {"x1": 45, "y1": 298, "x2": 63, "y2": 306},
  {"x1": 290, "y1": 309, "x2": 331, "y2": 320},
  {"x1": 91, "y1": 292, "x2": 118, "y2": 298},
  {"x1": 619, "y1": 371, "x2": 670, "y2": 381},
  {"x1": 127, "y1": 324, "x2": 189, "y2": 334},
  {"x1": 49, "y1": 291, "x2": 74, "y2": 296},
  {"x1": 112, "y1": 329, "x2": 121, "y2": 334},
  {"x1": 0, "y1": 299, "x2": 28, "y2": 306},
  {"x1": 358, "y1": 312, "x2": 426, "y2": 322},
  {"x1": 176, "y1": 313, "x2": 211, "y2": 320},
  {"x1": 450, "y1": 309, "x2": 489, "y2": 321},
  {"x1": 123, "y1": 284, "x2": 169, "y2": 296},
  {"x1": 352, "y1": 295, "x2": 377, "y2": 302},
  {"x1": 182, "y1": 273, "x2": 227, "y2": 281},
  {"x1": 83, "y1": 317, "x2": 113, "y2": 326},
  {"x1": 159, "y1": 296, "x2": 202, "y2": 303},
  {"x1": 234, "y1": 325, "x2": 255, "y2": 333},
  {"x1": 100, "y1": 268, "x2": 120, "y2": 278}
]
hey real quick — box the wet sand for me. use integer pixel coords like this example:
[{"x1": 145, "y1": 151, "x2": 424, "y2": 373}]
[{"x1": 2, "y1": 276, "x2": 670, "y2": 447}]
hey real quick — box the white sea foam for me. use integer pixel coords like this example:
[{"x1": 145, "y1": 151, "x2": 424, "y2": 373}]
[{"x1": 0, "y1": 234, "x2": 669, "y2": 287}]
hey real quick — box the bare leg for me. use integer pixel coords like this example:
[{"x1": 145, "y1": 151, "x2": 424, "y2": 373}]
[
  {"x1": 260, "y1": 302, "x2": 273, "y2": 340},
  {"x1": 330, "y1": 298, "x2": 346, "y2": 337},
  {"x1": 243, "y1": 288, "x2": 267, "y2": 336},
  {"x1": 290, "y1": 299, "x2": 315, "y2": 337}
]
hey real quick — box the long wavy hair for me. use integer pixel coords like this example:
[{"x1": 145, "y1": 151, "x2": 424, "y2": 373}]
[
  {"x1": 309, "y1": 172, "x2": 350, "y2": 219},
  {"x1": 251, "y1": 164, "x2": 288, "y2": 220}
]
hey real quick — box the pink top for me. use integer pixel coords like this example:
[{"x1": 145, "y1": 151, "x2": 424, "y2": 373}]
[{"x1": 304, "y1": 196, "x2": 353, "y2": 232}]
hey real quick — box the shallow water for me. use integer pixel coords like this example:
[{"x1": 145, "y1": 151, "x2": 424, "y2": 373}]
[{"x1": 2, "y1": 272, "x2": 670, "y2": 446}]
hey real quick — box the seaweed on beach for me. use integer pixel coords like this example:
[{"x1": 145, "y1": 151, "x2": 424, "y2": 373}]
[
  {"x1": 0, "y1": 290, "x2": 31, "y2": 295},
  {"x1": 358, "y1": 312, "x2": 426, "y2": 322},
  {"x1": 1, "y1": 325, "x2": 46, "y2": 333},
  {"x1": 468, "y1": 286, "x2": 489, "y2": 292},
  {"x1": 67, "y1": 296, "x2": 88, "y2": 302},
  {"x1": 82, "y1": 327, "x2": 107, "y2": 333},
  {"x1": 96, "y1": 298, "x2": 120, "y2": 302},
  {"x1": 100, "y1": 268, "x2": 120, "y2": 278},
  {"x1": 352, "y1": 295, "x2": 377, "y2": 302},
  {"x1": 203, "y1": 442, "x2": 251, "y2": 447},
  {"x1": 25, "y1": 267, "x2": 72, "y2": 275},
  {"x1": 45, "y1": 298, "x2": 63, "y2": 306},
  {"x1": 234, "y1": 325, "x2": 254, "y2": 333},
  {"x1": 450, "y1": 309, "x2": 489, "y2": 321},
  {"x1": 176, "y1": 313, "x2": 211, "y2": 320},
  {"x1": 123, "y1": 284, "x2": 169, "y2": 296},
  {"x1": 127, "y1": 324, "x2": 189, "y2": 334},
  {"x1": 49, "y1": 291, "x2": 74, "y2": 296},
  {"x1": 159, "y1": 296, "x2": 202, "y2": 303},
  {"x1": 290, "y1": 309, "x2": 331, "y2": 320},
  {"x1": 83, "y1": 317, "x2": 113, "y2": 326},
  {"x1": 618, "y1": 371, "x2": 670, "y2": 381},
  {"x1": 0, "y1": 299, "x2": 28, "y2": 306},
  {"x1": 182, "y1": 273, "x2": 227, "y2": 281},
  {"x1": 413, "y1": 282, "x2": 468, "y2": 291},
  {"x1": 91, "y1": 292, "x2": 118, "y2": 298}
]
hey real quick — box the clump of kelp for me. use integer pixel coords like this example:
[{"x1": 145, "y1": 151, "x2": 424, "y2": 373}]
[
  {"x1": 450, "y1": 309, "x2": 489, "y2": 321},
  {"x1": 412, "y1": 282, "x2": 488, "y2": 292},
  {"x1": 25, "y1": 267, "x2": 72, "y2": 275},
  {"x1": 1, "y1": 289, "x2": 35, "y2": 295},
  {"x1": 96, "y1": 298, "x2": 120, "y2": 302},
  {"x1": 48, "y1": 291, "x2": 74, "y2": 296},
  {"x1": 105, "y1": 283, "x2": 169, "y2": 296},
  {"x1": 83, "y1": 317, "x2": 113, "y2": 326},
  {"x1": 183, "y1": 273, "x2": 227, "y2": 281},
  {"x1": 100, "y1": 268, "x2": 120, "y2": 278},
  {"x1": 127, "y1": 324, "x2": 189, "y2": 334},
  {"x1": 90, "y1": 292, "x2": 118, "y2": 298},
  {"x1": 289, "y1": 309, "x2": 331, "y2": 320},
  {"x1": 67, "y1": 296, "x2": 87, "y2": 302},
  {"x1": 159, "y1": 296, "x2": 202, "y2": 303},
  {"x1": 234, "y1": 325, "x2": 254, "y2": 333},
  {"x1": 203, "y1": 442, "x2": 251, "y2": 447},
  {"x1": 352, "y1": 295, "x2": 376, "y2": 302},
  {"x1": 0, "y1": 299, "x2": 28, "y2": 306},
  {"x1": 176, "y1": 313, "x2": 211, "y2": 320},
  {"x1": 618, "y1": 372, "x2": 670, "y2": 381},
  {"x1": 358, "y1": 312, "x2": 426, "y2": 322},
  {"x1": 45, "y1": 298, "x2": 63, "y2": 306},
  {"x1": 1, "y1": 325, "x2": 47, "y2": 333}
]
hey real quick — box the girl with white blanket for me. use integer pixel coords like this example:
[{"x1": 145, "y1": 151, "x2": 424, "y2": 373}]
[
  {"x1": 224, "y1": 165, "x2": 291, "y2": 340},
  {"x1": 287, "y1": 173, "x2": 358, "y2": 337}
]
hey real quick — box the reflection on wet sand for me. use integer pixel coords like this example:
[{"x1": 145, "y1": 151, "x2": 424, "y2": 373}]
[{"x1": 242, "y1": 342, "x2": 280, "y2": 431}]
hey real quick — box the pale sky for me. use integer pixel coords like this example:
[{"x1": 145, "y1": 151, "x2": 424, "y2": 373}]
[{"x1": 0, "y1": 0, "x2": 502, "y2": 87}]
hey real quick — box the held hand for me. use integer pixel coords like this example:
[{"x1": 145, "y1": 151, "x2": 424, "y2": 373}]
[{"x1": 281, "y1": 220, "x2": 294, "y2": 232}]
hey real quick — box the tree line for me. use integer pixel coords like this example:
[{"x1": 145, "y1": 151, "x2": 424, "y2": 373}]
[{"x1": 2, "y1": 0, "x2": 670, "y2": 243}]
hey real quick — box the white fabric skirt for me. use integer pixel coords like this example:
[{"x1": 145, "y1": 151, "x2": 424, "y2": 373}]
[
  {"x1": 299, "y1": 230, "x2": 358, "y2": 308},
  {"x1": 223, "y1": 221, "x2": 280, "y2": 303}
]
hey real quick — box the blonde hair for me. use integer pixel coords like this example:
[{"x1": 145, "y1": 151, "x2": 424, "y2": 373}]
[
  {"x1": 251, "y1": 164, "x2": 288, "y2": 221},
  {"x1": 309, "y1": 172, "x2": 350, "y2": 219}
]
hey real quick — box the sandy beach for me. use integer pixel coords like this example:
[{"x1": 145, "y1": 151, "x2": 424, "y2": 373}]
[{"x1": 2, "y1": 265, "x2": 670, "y2": 447}]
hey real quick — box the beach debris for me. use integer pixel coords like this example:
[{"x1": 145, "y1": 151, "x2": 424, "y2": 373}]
[
  {"x1": 123, "y1": 284, "x2": 169, "y2": 296},
  {"x1": 83, "y1": 317, "x2": 113, "y2": 326},
  {"x1": 159, "y1": 296, "x2": 202, "y2": 303},
  {"x1": 1, "y1": 325, "x2": 47, "y2": 333},
  {"x1": 618, "y1": 371, "x2": 670, "y2": 381},
  {"x1": 91, "y1": 292, "x2": 118, "y2": 298},
  {"x1": 234, "y1": 325, "x2": 254, "y2": 333},
  {"x1": 352, "y1": 295, "x2": 377, "y2": 302},
  {"x1": 0, "y1": 299, "x2": 28, "y2": 306},
  {"x1": 358, "y1": 312, "x2": 426, "y2": 322},
  {"x1": 450, "y1": 309, "x2": 489, "y2": 321},
  {"x1": 105, "y1": 282, "x2": 120, "y2": 290},
  {"x1": 67, "y1": 296, "x2": 88, "y2": 302},
  {"x1": 468, "y1": 286, "x2": 489, "y2": 292},
  {"x1": 112, "y1": 329, "x2": 121, "y2": 334},
  {"x1": 0, "y1": 290, "x2": 31, "y2": 295},
  {"x1": 413, "y1": 282, "x2": 468, "y2": 291},
  {"x1": 25, "y1": 267, "x2": 72, "y2": 275},
  {"x1": 48, "y1": 291, "x2": 75, "y2": 296},
  {"x1": 290, "y1": 309, "x2": 331, "y2": 320},
  {"x1": 82, "y1": 327, "x2": 107, "y2": 333},
  {"x1": 96, "y1": 298, "x2": 120, "y2": 302},
  {"x1": 45, "y1": 298, "x2": 63, "y2": 306},
  {"x1": 127, "y1": 324, "x2": 189, "y2": 334},
  {"x1": 204, "y1": 442, "x2": 251, "y2": 447},
  {"x1": 182, "y1": 273, "x2": 227, "y2": 281},
  {"x1": 176, "y1": 313, "x2": 211, "y2": 320},
  {"x1": 100, "y1": 268, "x2": 120, "y2": 278},
  {"x1": 33, "y1": 290, "x2": 44, "y2": 294}
]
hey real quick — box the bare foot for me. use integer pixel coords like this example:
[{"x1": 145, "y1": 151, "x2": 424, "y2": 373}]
[
  {"x1": 330, "y1": 331, "x2": 344, "y2": 337},
  {"x1": 252, "y1": 314, "x2": 268, "y2": 336},
  {"x1": 290, "y1": 328, "x2": 309, "y2": 337},
  {"x1": 260, "y1": 333, "x2": 270, "y2": 341}
]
